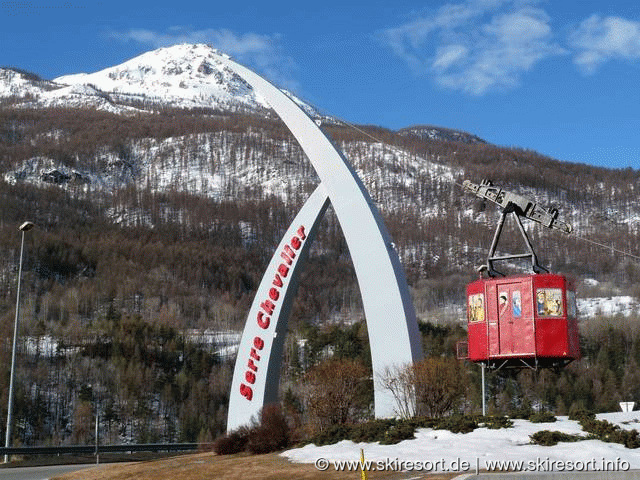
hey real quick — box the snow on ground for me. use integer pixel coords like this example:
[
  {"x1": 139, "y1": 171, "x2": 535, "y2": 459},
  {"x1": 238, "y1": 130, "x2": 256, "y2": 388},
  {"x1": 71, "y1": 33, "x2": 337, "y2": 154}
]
[
  {"x1": 184, "y1": 329, "x2": 241, "y2": 358},
  {"x1": 578, "y1": 296, "x2": 640, "y2": 318},
  {"x1": 282, "y1": 412, "x2": 640, "y2": 473},
  {"x1": 598, "y1": 411, "x2": 640, "y2": 431}
]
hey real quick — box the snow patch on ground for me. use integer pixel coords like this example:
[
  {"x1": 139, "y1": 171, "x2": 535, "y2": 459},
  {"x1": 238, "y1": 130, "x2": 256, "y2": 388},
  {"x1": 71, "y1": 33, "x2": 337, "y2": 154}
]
[{"x1": 282, "y1": 412, "x2": 640, "y2": 472}]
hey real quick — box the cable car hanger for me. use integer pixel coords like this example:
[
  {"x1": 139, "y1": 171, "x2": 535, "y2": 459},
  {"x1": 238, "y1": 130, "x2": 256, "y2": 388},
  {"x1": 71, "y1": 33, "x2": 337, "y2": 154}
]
[{"x1": 463, "y1": 179, "x2": 572, "y2": 278}]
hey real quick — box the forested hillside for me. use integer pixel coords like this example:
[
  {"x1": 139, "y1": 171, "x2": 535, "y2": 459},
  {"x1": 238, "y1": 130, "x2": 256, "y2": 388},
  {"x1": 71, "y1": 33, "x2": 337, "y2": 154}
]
[{"x1": 1, "y1": 103, "x2": 639, "y2": 446}]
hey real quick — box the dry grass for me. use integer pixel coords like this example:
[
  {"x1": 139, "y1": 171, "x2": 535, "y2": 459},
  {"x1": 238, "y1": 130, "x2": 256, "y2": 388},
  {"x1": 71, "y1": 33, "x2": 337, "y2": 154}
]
[{"x1": 51, "y1": 451, "x2": 461, "y2": 480}]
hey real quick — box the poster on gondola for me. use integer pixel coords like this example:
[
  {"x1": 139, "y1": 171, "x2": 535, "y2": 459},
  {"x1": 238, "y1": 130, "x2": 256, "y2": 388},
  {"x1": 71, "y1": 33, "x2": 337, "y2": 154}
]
[
  {"x1": 468, "y1": 293, "x2": 485, "y2": 322},
  {"x1": 536, "y1": 288, "x2": 563, "y2": 317}
]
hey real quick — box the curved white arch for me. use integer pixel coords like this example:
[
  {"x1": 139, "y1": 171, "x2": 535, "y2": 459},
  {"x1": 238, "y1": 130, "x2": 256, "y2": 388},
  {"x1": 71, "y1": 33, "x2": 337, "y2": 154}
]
[{"x1": 219, "y1": 54, "x2": 423, "y2": 431}]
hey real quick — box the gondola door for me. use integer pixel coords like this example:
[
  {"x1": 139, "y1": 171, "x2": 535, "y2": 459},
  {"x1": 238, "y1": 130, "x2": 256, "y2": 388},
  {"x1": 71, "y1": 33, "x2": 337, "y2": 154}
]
[{"x1": 497, "y1": 280, "x2": 535, "y2": 356}]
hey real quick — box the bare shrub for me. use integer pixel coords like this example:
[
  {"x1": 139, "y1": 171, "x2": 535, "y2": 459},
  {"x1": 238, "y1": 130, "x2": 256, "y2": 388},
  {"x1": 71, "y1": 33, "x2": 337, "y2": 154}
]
[
  {"x1": 213, "y1": 404, "x2": 290, "y2": 455},
  {"x1": 246, "y1": 404, "x2": 290, "y2": 454},
  {"x1": 379, "y1": 364, "x2": 417, "y2": 419},
  {"x1": 380, "y1": 357, "x2": 467, "y2": 419},
  {"x1": 212, "y1": 426, "x2": 249, "y2": 455},
  {"x1": 304, "y1": 358, "x2": 371, "y2": 432}
]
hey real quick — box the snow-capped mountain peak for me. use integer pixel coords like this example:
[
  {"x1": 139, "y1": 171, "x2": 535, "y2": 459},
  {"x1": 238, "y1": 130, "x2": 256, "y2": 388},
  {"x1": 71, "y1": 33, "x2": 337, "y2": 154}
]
[
  {"x1": 53, "y1": 43, "x2": 268, "y2": 112},
  {"x1": 2, "y1": 43, "x2": 322, "y2": 116}
]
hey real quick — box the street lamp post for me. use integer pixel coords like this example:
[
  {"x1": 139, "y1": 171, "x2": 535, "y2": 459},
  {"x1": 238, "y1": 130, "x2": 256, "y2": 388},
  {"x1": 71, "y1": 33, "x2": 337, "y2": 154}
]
[{"x1": 4, "y1": 221, "x2": 34, "y2": 464}]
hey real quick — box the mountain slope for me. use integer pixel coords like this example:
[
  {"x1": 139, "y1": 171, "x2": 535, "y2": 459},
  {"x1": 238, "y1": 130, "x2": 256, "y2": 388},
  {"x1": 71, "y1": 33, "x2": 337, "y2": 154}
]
[
  {"x1": 0, "y1": 67, "x2": 60, "y2": 99},
  {"x1": 1, "y1": 43, "x2": 639, "y2": 296},
  {"x1": 398, "y1": 125, "x2": 487, "y2": 144}
]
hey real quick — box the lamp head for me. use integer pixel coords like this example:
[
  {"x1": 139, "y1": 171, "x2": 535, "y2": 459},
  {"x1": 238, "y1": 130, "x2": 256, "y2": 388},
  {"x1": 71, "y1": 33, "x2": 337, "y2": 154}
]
[{"x1": 19, "y1": 221, "x2": 34, "y2": 232}]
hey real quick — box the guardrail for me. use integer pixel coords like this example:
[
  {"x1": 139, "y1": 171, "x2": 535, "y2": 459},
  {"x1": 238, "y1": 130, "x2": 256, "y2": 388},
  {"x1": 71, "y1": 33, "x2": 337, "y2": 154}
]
[{"x1": 0, "y1": 443, "x2": 201, "y2": 456}]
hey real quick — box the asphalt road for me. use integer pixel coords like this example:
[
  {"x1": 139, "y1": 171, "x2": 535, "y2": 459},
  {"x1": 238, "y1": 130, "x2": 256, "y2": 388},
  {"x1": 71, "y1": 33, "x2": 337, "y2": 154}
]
[{"x1": 0, "y1": 464, "x2": 96, "y2": 480}]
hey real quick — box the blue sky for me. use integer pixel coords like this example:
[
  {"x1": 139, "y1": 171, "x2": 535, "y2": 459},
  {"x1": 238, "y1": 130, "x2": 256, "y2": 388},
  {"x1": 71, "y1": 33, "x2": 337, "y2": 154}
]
[{"x1": 2, "y1": 0, "x2": 640, "y2": 170}]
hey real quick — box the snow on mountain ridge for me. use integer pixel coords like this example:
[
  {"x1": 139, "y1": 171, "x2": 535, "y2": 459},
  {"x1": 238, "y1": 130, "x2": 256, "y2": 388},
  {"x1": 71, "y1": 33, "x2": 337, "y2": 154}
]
[{"x1": 0, "y1": 67, "x2": 60, "y2": 99}]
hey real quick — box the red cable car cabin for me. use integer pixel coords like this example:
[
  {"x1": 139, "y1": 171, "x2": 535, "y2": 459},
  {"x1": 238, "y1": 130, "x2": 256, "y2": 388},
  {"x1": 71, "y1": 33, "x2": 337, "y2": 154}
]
[{"x1": 467, "y1": 273, "x2": 580, "y2": 369}]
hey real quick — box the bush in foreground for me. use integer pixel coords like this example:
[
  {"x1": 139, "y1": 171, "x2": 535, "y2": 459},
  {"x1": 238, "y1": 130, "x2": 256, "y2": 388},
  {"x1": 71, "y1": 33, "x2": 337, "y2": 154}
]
[
  {"x1": 246, "y1": 404, "x2": 290, "y2": 454},
  {"x1": 213, "y1": 427, "x2": 250, "y2": 455},
  {"x1": 579, "y1": 417, "x2": 640, "y2": 449},
  {"x1": 480, "y1": 416, "x2": 514, "y2": 429},
  {"x1": 530, "y1": 430, "x2": 583, "y2": 446},
  {"x1": 308, "y1": 414, "x2": 515, "y2": 447},
  {"x1": 213, "y1": 404, "x2": 290, "y2": 455},
  {"x1": 529, "y1": 411, "x2": 557, "y2": 423}
]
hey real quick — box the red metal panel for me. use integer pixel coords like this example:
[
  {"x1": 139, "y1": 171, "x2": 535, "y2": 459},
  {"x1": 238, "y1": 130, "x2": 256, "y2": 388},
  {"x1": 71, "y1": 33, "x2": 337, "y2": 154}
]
[
  {"x1": 566, "y1": 317, "x2": 581, "y2": 358},
  {"x1": 534, "y1": 274, "x2": 569, "y2": 358},
  {"x1": 466, "y1": 280, "x2": 488, "y2": 361}
]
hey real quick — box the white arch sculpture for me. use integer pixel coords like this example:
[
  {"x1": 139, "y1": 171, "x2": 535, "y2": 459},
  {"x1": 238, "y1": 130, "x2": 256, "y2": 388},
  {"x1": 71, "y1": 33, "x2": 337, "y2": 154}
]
[{"x1": 218, "y1": 54, "x2": 423, "y2": 431}]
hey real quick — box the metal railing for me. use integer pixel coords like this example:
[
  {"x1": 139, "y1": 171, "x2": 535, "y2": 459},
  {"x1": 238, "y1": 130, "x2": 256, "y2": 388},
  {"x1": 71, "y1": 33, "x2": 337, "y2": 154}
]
[{"x1": 0, "y1": 443, "x2": 200, "y2": 456}]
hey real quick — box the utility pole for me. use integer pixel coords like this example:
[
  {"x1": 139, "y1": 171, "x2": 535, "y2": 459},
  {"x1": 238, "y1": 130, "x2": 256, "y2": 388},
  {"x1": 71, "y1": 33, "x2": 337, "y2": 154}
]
[
  {"x1": 95, "y1": 407, "x2": 100, "y2": 465},
  {"x1": 481, "y1": 363, "x2": 486, "y2": 417}
]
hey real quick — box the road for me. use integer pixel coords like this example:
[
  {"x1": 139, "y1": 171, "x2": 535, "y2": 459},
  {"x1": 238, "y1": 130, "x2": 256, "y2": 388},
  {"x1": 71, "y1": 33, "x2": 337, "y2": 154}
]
[{"x1": 0, "y1": 464, "x2": 96, "y2": 480}]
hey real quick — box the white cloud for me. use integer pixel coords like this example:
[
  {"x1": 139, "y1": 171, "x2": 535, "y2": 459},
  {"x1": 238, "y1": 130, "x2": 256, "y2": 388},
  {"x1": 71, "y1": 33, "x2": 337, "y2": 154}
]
[
  {"x1": 433, "y1": 44, "x2": 469, "y2": 71},
  {"x1": 569, "y1": 15, "x2": 640, "y2": 74},
  {"x1": 380, "y1": 0, "x2": 566, "y2": 95},
  {"x1": 109, "y1": 27, "x2": 298, "y2": 90}
]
